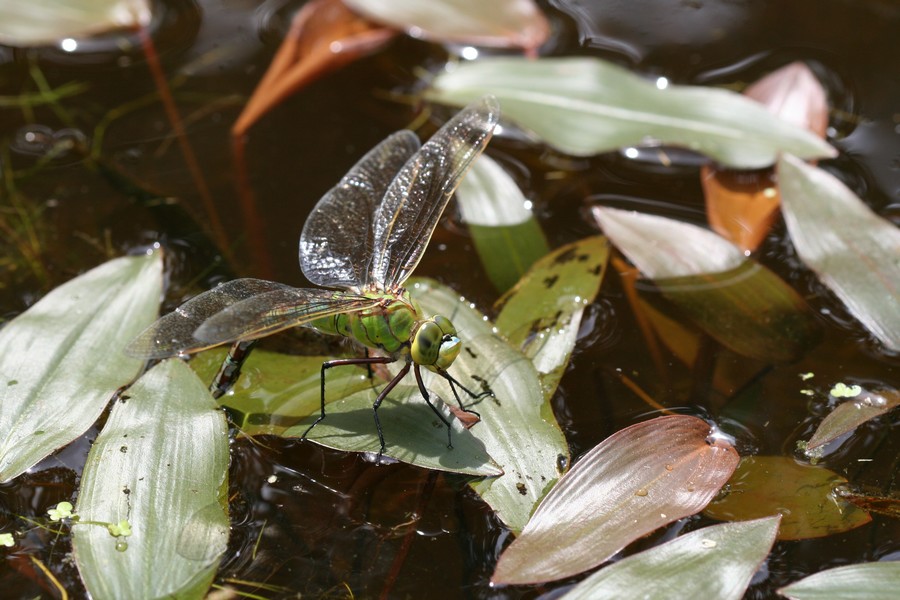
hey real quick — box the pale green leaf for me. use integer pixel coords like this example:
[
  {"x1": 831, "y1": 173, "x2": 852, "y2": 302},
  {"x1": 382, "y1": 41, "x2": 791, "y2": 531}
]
[
  {"x1": 0, "y1": 0, "x2": 151, "y2": 46},
  {"x1": 72, "y1": 359, "x2": 229, "y2": 600},
  {"x1": 779, "y1": 561, "x2": 900, "y2": 600},
  {"x1": 427, "y1": 57, "x2": 836, "y2": 168},
  {"x1": 593, "y1": 206, "x2": 745, "y2": 278},
  {"x1": 413, "y1": 278, "x2": 568, "y2": 533},
  {"x1": 561, "y1": 516, "x2": 780, "y2": 600},
  {"x1": 286, "y1": 385, "x2": 502, "y2": 476},
  {"x1": 492, "y1": 415, "x2": 739, "y2": 584},
  {"x1": 494, "y1": 235, "x2": 609, "y2": 399},
  {"x1": 778, "y1": 154, "x2": 900, "y2": 352},
  {"x1": 0, "y1": 253, "x2": 163, "y2": 483},
  {"x1": 456, "y1": 154, "x2": 550, "y2": 292},
  {"x1": 593, "y1": 207, "x2": 821, "y2": 362},
  {"x1": 343, "y1": 0, "x2": 548, "y2": 51}
]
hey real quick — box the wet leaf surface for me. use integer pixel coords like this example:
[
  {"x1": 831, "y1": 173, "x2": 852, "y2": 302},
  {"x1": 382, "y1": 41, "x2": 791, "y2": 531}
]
[
  {"x1": 778, "y1": 154, "x2": 900, "y2": 352},
  {"x1": 492, "y1": 415, "x2": 739, "y2": 584},
  {"x1": 72, "y1": 359, "x2": 229, "y2": 600},
  {"x1": 427, "y1": 57, "x2": 836, "y2": 168},
  {"x1": 806, "y1": 387, "x2": 899, "y2": 450},
  {"x1": 0, "y1": 253, "x2": 162, "y2": 483},
  {"x1": 778, "y1": 561, "x2": 900, "y2": 600},
  {"x1": 494, "y1": 235, "x2": 609, "y2": 399},
  {"x1": 560, "y1": 516, "x2": 780, "y2": 600},
  {"x1": 704, "y1": 456, "x2": 872, "y2": 540},
  {"x1": 344, "y1": 0, "x2": 549, "y2": 52}
]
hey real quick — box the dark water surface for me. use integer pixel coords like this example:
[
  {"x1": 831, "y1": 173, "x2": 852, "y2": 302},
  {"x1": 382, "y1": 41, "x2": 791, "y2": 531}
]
[{"x1": 1, "y1": 0, "x2": 898, "y2": 598}]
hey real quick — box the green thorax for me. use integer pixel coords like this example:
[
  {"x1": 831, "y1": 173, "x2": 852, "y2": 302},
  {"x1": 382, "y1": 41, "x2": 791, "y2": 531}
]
[{"x1": 309, "y1": 290, "x2": 419, "y2": 355}]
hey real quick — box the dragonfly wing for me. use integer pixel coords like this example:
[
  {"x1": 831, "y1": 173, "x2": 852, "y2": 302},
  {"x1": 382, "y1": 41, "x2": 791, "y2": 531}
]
[
  {"x1": 125, "y1": 278, "x2": 292, "y2": 359},
  {"x1": 299, "y1": 130, "x2": 421, "y2": 290},
  {"x1": 194, "y1": 288, "x2": 379, "y2": 346},
  {"x1": 369, "y1": 96, "x2": 499, "y2": 290}
]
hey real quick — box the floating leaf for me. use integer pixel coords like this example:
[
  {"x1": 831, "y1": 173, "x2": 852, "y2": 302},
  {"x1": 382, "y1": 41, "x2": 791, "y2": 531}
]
[
  {"x1": 593, "y1": 206, "x2": 745, "y2": 278},
  {"x1": 343, "y1": 0, "x2": 549, "y2": 52},
  {"x1": 778, "y1": 154, "x2": 900, "y2": 352},
  {"x1": 286, "y1": 386, "x2": 502, "y2": 476},
  {"x1": 231, "y1": 0, "x2": 396, "y2": 138},
  {"x1": 704, "y1": 456, "x2": 872, "y2": 540},
  {"x1": 593, "y1": 207, "x2": 820, "y2": 362},
  {"x1": 456, "y1": 154, "x2": 550, "y2": 292},
  {"x1": 191, "y1": 348, "x2": 373, "y2": 437},
  {"x1": 0, "y1": 253, "x2": 162, "y2": 483},
  {"x1": 72, "y1": 359, "x2": 229, "y2": 600},
  {"x1": 778, "y1": 561, "x2": 900, "y2": 600},
  {"x1": 0, "y1": 0, "x2": 151, "y2": 46},
  {"x1": 705, "y1": 62, "x2": 829, "y2": 251},
  {"x1": 427, "y1": 57, "x2": 836, "y2": 168},
  {"x1": 806, "y1": 387, "x2": 899, "y2": 450},
  {"x1": 492, "y1": 415, "x2": 739, "y2": 584},
  {"x1": 413, "y1": 278, "x2": 568, "y2": 533},
  {"x1": 560, "y1": 516, "x2": 780, "y2": 600},
  {"x1": 494, "y1": 236, "x2": 609, "y2": 399}
]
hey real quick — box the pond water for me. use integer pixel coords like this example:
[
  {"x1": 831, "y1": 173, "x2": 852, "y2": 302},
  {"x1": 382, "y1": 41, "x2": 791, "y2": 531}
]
[{"x1": 0, "y1": 0, "x2": 897, "y2": 598}]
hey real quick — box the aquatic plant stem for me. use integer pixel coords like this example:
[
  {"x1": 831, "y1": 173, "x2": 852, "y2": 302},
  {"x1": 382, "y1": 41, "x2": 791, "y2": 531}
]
[{"x1": 136, "y1": 25, "x2": 231, "y2": 263}]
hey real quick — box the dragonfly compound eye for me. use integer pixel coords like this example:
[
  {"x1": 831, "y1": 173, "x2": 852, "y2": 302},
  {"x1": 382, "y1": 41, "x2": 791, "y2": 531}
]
[{"x1": 411, "y1": 321, "x2": 442, "y2": 366}]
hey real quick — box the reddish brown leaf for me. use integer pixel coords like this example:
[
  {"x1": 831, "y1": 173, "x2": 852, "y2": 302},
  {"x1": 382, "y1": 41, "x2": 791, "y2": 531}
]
[
  {"x1": 704, "y1": 62, "x2": 828, "y2": 251},
  {"x1": 231, "y1": 0, "x2": 396, "y2": 138},
  {"x1": 491, "y1": 415, "x2": 739, "y2": 585}
]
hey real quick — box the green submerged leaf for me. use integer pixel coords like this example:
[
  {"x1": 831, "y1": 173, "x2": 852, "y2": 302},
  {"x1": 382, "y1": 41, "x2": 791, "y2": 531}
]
[
  {"x1": 0, "y1": 0, "x2": 152, "y2": 46},
  {"x1": 0, "y1": 252, "x2": 162, "y2": 483},
  {"x1": 456, "y1": 154, "x2": 550, "y2": 293},
  {"x1": 778, "y1": 561, "x2": 900, "y2": 600},
  {"x1": 778, "y1": 154, "x2": 900, "y2": 352},
  {"x1": 593, "y1": 207, "x2": 820, "y2": 362},
  {"x1": 413, "y1": 278, "x2": 568, "y2": 533},
  {"x1": 427, "y1": 57, "x2": 836, "y2": 168},
  {"x1": 494, "y1": 235, "x2": 609, "y2": 399},
  {"x1": 72, "y1": 359, "x2": 229, "y2": 600},
  {"x1": 704, "y1": 455, "x2": 872, "y2": 540},
  {"x1": 492, "y1": 415, "x2": 739, "y2": 584},
  {"x1": 561, "y1": 516, "x2": 780, "y2": 600}
]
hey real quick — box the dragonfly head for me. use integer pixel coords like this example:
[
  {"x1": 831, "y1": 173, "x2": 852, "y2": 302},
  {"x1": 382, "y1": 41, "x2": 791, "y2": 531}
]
[{"x1": 411, "y1": 315, "x2": 461, "y2": 371}]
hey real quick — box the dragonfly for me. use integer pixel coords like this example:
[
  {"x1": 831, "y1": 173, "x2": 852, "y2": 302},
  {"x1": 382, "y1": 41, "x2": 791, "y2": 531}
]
[{"x1": 127, "y1": 96, "x2": 500, "y2": 453}]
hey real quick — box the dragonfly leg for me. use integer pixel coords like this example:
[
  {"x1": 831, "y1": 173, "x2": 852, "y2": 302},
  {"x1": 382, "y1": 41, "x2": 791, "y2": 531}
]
[
  {"x1": 372, "y1": 362, "x2": 411, "y2": 454},
  {"x1": 210, "y1": 340, "x2": 257, "y2": 399},
  {"x1": 436, "y1": 368, "x2": 486, "y2": 419},
  {"x1": 414, "y1": 364, "x2": 455, "y2": 449},
  {"x1": 301, "y1": 355, "x2": 397, "y2": 444}
]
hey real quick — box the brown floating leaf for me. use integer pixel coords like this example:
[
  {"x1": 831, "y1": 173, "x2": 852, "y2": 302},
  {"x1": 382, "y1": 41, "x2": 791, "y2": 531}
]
[
  {"x1": 807, "y1": 387, "x2": 899, "y2": 450},
  {"x1": 232, "y1": 0, "x2": 396, "y2": 138},
  {"x1": 704, "y1": 456, "x2": 872, "y2": 541},
  {"x1": 343, "y1": 0, "x2": 549, "y2": 54},
  {"x1": 704, "y1": 62, "x2": 829, "y2": 251},
  {"x1": 491, "y1": 415, "x2": 739, "y2": 585}
]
